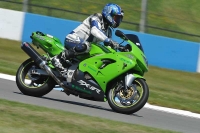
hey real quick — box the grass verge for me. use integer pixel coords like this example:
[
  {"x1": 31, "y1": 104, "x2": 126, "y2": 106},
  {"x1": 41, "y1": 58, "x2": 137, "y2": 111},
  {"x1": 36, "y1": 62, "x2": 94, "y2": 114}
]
[
  {"x1": 0, "y1": 98, "x2": 179, "y2": 133},
  {"x1": 0, "y1": 38, "x2": 200, "y2": 113}
]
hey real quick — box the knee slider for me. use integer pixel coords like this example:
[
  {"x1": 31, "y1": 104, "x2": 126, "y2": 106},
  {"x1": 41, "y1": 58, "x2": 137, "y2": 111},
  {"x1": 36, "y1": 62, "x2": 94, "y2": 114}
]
[{"x1": 74, "y1": 41, "x2": 90, "y2": 53}]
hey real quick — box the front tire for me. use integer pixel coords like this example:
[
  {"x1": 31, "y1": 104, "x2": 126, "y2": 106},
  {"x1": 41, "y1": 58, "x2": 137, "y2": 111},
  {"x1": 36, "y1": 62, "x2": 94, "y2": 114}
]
[
  {"x1": 107, "y1": 78, "x2": 149, "y2": 114},
  {"x1": 16, "y1": 58, "x2": 55, "y2": 97}
]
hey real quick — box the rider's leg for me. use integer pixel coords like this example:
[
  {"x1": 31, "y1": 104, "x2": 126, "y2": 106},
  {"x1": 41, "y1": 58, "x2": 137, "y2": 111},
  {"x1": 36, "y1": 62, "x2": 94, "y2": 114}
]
[{"x1": 52, "y1": 36, "x2": 90, "y2": 70}]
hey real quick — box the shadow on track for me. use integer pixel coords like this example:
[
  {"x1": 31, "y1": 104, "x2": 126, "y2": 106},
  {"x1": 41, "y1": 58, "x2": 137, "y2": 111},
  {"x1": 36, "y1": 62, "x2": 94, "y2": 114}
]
[{"x1": 13, "y1": 91, "x2": 142, "y2": 117}]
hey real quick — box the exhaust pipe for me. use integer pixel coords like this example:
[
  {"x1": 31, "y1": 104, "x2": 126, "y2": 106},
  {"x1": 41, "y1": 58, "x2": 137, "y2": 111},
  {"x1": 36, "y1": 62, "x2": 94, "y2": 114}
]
[
  {"x1": 21, "y1": 42, "x2": 66, "y2": 87},
  {"x1": 21, "y1": 42, "x2": 44, "y2": 67}
]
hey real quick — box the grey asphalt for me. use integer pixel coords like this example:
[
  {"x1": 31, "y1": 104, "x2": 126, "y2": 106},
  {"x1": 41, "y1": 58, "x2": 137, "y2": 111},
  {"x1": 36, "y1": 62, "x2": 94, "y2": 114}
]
[{"x1": 0, "y1": 78, "x2": 200, "y2": 133}]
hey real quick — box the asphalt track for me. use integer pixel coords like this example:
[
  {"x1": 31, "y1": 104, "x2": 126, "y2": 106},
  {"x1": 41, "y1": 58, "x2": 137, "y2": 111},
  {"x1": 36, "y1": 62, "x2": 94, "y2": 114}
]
[{"x1": 0, "y1": 76, "x2": 200, "y2": 133}]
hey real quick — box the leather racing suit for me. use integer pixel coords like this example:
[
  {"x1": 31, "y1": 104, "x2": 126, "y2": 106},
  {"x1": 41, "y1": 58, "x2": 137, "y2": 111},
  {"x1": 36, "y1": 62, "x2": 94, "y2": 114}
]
[{"x1": 64, "y1": 13, "x2": 112, "y2": 54}]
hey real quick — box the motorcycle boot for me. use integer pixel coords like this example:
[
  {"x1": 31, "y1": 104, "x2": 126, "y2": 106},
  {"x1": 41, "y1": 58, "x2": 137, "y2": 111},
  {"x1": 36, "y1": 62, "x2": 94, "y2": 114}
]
[
  {"x1": 52, "y1": 41, "x2": 90, "y2": 72},
  {"x1": 52, "y1": 49, "x2": 75, "y2": 71}
]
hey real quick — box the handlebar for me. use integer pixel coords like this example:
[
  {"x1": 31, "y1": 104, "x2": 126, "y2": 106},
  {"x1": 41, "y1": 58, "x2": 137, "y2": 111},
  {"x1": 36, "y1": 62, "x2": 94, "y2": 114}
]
[
  {"x1": 104, "y1": 39, "x2": 130, "y2": 52},
  {"x1": 116, "y1": 44, "x2": 131, "y2": 52}
]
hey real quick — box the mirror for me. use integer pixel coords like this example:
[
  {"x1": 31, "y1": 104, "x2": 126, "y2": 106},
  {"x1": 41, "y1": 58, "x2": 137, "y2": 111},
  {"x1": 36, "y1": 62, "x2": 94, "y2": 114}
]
[{"x1": 115, "y1": 30, "x2": 128, "y2": 40}]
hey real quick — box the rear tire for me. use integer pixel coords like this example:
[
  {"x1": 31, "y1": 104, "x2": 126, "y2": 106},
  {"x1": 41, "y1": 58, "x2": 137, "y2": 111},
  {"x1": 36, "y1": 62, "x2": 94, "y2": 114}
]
[
  {"x1": 16, "y1": 58, "x2": 55, "y2": 97},
  {"x1": 107, "y1": 78, "x2": 149, "y2": 114}
]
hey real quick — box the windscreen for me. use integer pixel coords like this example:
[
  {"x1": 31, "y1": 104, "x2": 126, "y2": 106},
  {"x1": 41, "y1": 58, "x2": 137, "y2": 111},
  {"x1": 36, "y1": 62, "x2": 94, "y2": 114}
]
[{"x1": 125, "y1": 34, "x2": 144, "y2": 53}]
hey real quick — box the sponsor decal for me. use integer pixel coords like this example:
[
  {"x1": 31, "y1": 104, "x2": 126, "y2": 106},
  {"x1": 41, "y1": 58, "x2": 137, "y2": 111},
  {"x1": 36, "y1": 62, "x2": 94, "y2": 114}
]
[
  {"x1": 35, "y1": 34, "x2": 45, "y2": 41},
  {"x1": 120, "y1": 58, "x2": 132, "y2": 65},
  {"x1": 77, "y1": 80, "x2": 101, "y2": 94},
  {"x1": 88, "y1": 66, "x2": 97, "y2": 72},
  {"x1": 72, "y1": 84, "x2": 91, "y2": 94},
  {"x1": 47, "y1": 34, "x2": 53, "y2": 38}
]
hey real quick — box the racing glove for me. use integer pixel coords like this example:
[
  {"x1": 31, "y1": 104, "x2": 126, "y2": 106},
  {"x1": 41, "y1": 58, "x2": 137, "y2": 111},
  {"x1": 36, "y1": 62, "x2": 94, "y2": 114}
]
[{"x1": 104, "y1": 38, "x2": 119, "y2": 49}]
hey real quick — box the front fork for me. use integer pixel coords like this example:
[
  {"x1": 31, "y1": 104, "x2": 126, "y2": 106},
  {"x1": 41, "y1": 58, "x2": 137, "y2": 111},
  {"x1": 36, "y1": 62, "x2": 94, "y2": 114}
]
[
  {"x1": 124, "y1": 74, "x2": 135, "y2": 89},
  {"x1": 124, "y1": 73, "x2": 144, "y2": 89},
  {"x1": 123, "y1": 73, "x2": 145, "y2": 95}
]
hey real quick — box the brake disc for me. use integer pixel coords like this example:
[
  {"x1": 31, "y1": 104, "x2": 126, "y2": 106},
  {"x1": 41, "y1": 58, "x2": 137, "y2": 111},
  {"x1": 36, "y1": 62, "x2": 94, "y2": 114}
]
[{"x1": 117, "y1": 85, "x2": 139, "y2": 105}]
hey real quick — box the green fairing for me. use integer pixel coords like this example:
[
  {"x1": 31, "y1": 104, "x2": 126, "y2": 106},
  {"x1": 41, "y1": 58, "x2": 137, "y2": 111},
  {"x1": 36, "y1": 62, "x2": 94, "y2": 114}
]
[
  {"x1": 31, "y1": 32, "x2": 64, "y2": 57},
  {"x1": 30, "y1": 31, "x2": 148, "y2": 93},
  {"x1": 79, "y1": 46, "x2": 147, "y2": 92},
  {"x1": 75, "y1": 43, "x2": 114, "y2": 60},
  {"x1": 127, "y1": 40, "x2": 148, "y2": 73}
]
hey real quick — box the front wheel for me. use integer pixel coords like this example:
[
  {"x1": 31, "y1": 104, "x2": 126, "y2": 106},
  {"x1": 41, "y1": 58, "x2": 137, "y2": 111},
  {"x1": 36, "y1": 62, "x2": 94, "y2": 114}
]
[
  {"x1": 16, "y1": 58, "x2": 55, "y2": 97},
  {"x1": 107, "y1": 78, "x2": 149, "y2": 114}
]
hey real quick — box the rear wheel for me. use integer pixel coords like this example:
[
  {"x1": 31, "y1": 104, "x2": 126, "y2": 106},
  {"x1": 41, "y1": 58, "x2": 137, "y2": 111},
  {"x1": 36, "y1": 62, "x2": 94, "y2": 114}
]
[
  {"x1": 16, "y1": 58, "x2": 55, "y2": 97},
  {"x1": 107, "y1": 78, "x2": 149, "y2": 114}
]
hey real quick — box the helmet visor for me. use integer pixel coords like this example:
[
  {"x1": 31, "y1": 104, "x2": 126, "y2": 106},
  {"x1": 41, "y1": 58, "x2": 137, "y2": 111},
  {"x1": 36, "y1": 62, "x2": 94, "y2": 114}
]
[{"x1": 113, "y1": 15, "x2": 123, "y2": 27}]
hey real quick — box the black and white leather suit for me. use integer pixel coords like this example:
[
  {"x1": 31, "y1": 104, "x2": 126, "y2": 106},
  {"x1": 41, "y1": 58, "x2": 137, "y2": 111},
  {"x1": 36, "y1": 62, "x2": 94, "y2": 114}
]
[{"x1": 64, "y1": 13, "x2": 112, "y2": 55}]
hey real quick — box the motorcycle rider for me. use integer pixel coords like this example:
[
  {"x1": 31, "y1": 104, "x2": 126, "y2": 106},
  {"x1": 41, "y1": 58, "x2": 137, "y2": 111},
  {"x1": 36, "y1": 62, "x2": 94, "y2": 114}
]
[{"x1": 52, "y1": 3, "x2": 124, "y2": 71}]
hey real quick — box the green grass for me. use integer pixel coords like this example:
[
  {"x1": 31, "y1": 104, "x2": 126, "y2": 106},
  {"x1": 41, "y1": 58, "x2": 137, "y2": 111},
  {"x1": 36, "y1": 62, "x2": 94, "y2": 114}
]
[
  {"x1": 0, "y1": 38, "x2": 44, "y2": 75},
  {"x1": 0, "y1": 98, "x2": 179, "y2": 133},
  {"x1": 145, "y1": 66, "x2": 200, "y2": 113},
  {"x1": 0, "y1": 38, "x2": 200, "y2": 114},
  {"x1": 0, "y1": 0, "x2": 200, "y2": 42}
]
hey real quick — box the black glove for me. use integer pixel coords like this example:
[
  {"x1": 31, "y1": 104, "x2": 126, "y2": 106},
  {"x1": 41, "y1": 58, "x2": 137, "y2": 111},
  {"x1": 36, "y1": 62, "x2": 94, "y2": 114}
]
[{"x1": 104, "y1": 38, "x2": 119, "y2": 49}]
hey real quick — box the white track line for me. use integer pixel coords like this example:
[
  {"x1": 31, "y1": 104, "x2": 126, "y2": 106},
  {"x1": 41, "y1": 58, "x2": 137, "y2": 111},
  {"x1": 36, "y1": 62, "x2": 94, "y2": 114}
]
[{"x1": 0, "y1": 73, "x2": 200, "y2": 119}]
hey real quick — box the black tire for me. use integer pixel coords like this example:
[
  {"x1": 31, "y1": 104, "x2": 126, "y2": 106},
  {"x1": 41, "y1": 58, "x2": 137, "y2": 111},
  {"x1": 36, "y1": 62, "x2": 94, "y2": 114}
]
[
  {"x1": 107, "y1": 78, "x2": 149, "y2": 114},
  {"x1": 16, "y1": 58, "x2": 55, "y2": 97}
]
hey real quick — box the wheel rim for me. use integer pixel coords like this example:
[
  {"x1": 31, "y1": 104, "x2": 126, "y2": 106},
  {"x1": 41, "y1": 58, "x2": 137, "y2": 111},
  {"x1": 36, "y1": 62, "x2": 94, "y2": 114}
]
[
  {"x1": 111, "y1": 80, "x2": 144, "y2": 108},
  {"x1": 20, "y1": 61, "x2": 49, "y2": 88}
]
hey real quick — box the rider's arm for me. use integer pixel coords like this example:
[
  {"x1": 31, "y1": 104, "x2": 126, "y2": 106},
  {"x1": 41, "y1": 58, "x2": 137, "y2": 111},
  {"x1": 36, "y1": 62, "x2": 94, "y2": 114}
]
[
  {"x1": 90, "y1": 15, "x2": 119, "y2": 49},
  {"x1": 90, "y1": 16, "x2": 108, "y2": 42}
]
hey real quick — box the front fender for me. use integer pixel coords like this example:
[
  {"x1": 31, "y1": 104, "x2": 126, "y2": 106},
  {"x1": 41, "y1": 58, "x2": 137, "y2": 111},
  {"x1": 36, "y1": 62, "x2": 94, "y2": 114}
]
[{"x1": 133, "y1": 73, "x2": 145, "y2": 80}]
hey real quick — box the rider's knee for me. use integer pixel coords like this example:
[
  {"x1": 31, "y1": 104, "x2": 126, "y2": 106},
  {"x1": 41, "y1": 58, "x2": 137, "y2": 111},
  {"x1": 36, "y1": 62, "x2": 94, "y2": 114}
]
[{"x1": 74, "y1": 41, "x2": 91, "y2": 53}]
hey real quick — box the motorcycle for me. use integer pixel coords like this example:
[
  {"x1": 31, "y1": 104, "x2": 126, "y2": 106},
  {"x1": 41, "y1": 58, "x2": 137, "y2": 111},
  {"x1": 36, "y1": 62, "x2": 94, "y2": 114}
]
[{"x1": 16, "y1": 30, "x2": 149, "y2": 114}]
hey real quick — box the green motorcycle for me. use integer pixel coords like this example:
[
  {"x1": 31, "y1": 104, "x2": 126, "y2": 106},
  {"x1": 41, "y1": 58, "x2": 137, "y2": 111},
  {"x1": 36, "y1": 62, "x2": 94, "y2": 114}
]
[{"x1": 16, "y1": 30, "x2": 149, "y2": 114}]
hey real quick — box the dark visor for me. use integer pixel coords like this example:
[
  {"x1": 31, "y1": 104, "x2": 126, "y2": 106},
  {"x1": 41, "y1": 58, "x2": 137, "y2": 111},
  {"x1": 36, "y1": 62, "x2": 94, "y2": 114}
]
[{"x1": 113, "y1": 15, "x2": 123, "y2": 25}]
